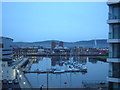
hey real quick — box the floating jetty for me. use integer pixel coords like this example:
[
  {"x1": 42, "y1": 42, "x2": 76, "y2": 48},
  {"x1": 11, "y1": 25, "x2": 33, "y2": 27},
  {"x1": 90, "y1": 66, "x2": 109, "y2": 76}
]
[
  {"x1": 23, "y1": 69, "x2": 87, "y2": 74},
  {"x1": 25, "y1": 53, "x2": 108, "y2": 56},
  {"x1": 82, "y1": 80, "x2": 108, "y2": 89},
  {"x1": 89, "y1": 57, "x2": 107, "y2": 62}
]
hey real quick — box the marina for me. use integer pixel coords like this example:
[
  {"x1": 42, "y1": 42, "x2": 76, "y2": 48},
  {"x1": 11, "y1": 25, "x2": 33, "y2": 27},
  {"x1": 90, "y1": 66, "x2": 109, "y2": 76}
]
[
  {"x1": 1, "y1": 1, "x2": 120, "y2": 89},
  {"x1": 24, "y1": 56, "x2": 108, "y2": 88}
]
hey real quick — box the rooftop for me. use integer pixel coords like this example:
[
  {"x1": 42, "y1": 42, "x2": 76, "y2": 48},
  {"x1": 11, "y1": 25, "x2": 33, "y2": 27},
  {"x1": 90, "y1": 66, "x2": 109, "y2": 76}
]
[{"x1": 0, "y1": 37, "x2": 13, "y2": 41}]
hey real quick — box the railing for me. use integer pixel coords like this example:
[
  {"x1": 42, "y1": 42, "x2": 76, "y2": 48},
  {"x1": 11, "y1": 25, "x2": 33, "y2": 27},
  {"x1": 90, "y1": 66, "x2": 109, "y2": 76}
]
[
  {"x1": 109, "y1": 71, "x2": 120, "y2": 78},
  {"x1": 108, "y1": 13, "x2": 120, "y2": 20},
  {"x1": 109, "y1": 32, "x2": 112, "y2": 39}
]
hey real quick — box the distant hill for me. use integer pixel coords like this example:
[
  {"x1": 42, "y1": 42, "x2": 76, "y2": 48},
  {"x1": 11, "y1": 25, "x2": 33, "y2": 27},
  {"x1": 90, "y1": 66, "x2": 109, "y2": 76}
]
[{"x1": 13, "y1": 39, "x2": 108, "y2": 48}]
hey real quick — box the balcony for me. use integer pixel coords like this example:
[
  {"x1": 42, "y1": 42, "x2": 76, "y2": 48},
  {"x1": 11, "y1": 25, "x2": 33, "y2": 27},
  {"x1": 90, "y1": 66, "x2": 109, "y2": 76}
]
[
  {"x1": 107, "y1": 13, "x2": 120, "y2": 23},
  {"x1": 109, "y1": 32, "x2": 112, "y2": 39},
  {"x1": 109, "y1": 32, "x2": 120, "y2": 40},
  {"x1": 107, "y1": 19, "x2": 120, "y2": 24},
  {"x1": 107, "y1": 77, "x2": 120, "y2": 83},
  {"x1": 107, "y1": 1, "x2": 120, "y2": 5},
  {"x1": 109, "y1": 70, "x2": 120, "y2": 77},
  {"x1": 107, "y1": 39, "x2": 120, "y2": 43},
  {"x1": 107, "y1": 58, "x2": 120, "y2": 63}
]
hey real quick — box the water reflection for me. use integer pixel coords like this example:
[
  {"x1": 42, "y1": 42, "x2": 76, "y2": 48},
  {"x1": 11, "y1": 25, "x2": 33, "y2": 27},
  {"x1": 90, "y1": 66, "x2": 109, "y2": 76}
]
[
  {"x1": 89, "y1": 58, "x2": 98, "y2": 64},
  {"x1": 25, "y1": 56, "x2": 108, "y2": 88}
]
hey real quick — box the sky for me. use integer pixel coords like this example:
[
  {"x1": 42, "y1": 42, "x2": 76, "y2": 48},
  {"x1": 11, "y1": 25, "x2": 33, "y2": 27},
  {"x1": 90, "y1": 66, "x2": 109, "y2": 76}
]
[{"x1": 2, "y1": 2, "x2": 109, "y2": 42}]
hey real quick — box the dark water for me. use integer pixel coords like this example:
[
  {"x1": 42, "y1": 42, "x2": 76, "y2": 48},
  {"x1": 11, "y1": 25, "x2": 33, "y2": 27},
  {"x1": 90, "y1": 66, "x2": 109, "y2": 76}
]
[{"x1": 25, "y1": 56, "x2": 108, "y2": 88}]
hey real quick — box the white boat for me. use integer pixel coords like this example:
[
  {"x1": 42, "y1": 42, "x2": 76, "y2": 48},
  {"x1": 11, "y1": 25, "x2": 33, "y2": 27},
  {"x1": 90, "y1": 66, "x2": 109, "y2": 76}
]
[
  {"x1": 73, "y1": 68, "x2": 79, "y2": 71},
  {"x1": 82, "y1": 66, "x2": 87, "y2": 70},
  {"x1": 53, "y1": 70, "x2": 65, "y2": 73},
  {"x1": 67, "y1": 68, "x2": 73, "y2": 71}
]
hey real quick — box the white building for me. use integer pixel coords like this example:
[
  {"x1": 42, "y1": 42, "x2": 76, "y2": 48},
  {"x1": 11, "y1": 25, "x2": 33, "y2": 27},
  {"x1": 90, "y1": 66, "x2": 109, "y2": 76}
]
[
  {"x1": 107, "y1": 1, "x2": 120, "y2": 89},
  {"x1": 0, "y1": 37, "x2": 16, "y2": 80},
  {"x1": 1, "y1": 37, "x2": 13, "y2": 61}
]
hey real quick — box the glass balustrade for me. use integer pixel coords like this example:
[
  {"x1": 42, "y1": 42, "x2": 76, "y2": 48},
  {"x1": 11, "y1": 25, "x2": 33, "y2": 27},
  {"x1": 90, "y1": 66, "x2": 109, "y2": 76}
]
[{"x1": 109, "y1": 5, "x2": 120, "y2": 20}]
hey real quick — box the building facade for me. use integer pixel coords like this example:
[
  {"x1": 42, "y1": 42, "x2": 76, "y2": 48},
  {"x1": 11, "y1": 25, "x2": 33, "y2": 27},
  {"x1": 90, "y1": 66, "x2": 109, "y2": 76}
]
[
  {"x1": 59, "y1": 41, "x2": 63, "y2": 47},
  {"x1": 51, "y1": 41, "x2": 64, "y2": 49},
  {"x1": 1, "y1": 37, "x2": 13, "y2": 62},
  {"x1": 107, "y1": 1, "x2": 120, "y2": 89},
  {"x1": 51, "y1": 42, "x2": 56, "y2": 49},
  {"x1": 0, "y1": 37, "x2": 15, "y2": 80},
  {"x1": 13, "y1": 47, "x2": 39, "y2": 59}
]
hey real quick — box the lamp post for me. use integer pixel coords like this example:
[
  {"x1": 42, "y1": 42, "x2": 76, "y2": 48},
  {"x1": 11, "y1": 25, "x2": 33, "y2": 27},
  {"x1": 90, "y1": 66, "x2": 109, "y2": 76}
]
[
  {"x1": 40, "y1": 85, "x2": 44, "y2": 90},
  {"x1": 64, "y1": 82, "x2": 67, "y2": 88},
  {"x1": 47, "y1": 72, "x2": 49, "y2": 90}
]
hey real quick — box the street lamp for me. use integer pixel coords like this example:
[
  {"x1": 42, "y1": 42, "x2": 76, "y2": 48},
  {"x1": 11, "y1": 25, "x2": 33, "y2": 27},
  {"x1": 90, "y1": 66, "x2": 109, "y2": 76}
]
[
  {"x1": 19, "y1": 75, "x2": 22, "y2": 77},
  {"x1": 23, "y1": 81, "x2": 26, "y2": 84},
  {"x1": 17, "y1": 70, "x2": 19, "y2": 73},
  {"x1": 47, "y1": 72, "x2": 49, "y2": 90},
  {"x1": 40, "y1": 85, "x2": 44, "y2": 90}
]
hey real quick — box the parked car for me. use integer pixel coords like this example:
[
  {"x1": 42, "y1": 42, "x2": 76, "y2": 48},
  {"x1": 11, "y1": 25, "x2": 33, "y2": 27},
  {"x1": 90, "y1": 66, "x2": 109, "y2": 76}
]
[
  {"x1": 8, "y1": 80, "x2": 13, "y2": 84},
  {"x1": 2, "y1": 79, "x2": 8, "y2": 84},
  {"x1": 13, "y1": 79, "x2": 19, "y2": 84}
]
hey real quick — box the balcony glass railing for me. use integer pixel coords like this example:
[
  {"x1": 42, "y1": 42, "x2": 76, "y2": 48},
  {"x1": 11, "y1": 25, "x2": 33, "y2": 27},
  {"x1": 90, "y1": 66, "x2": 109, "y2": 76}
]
[
  {"x1": 109, "y1": 24, "x2": 120, "y2": 39},
  {"x1": 109, "y1": 16, "x2": 120, "y2": 20},
  {"x1": 108, "y1": 13, "x2": 120, "y2": 20},
  {"x1": 113, "y1": 34, "x2": 120, "y2": 39},
  {"x1": 113, "y1": 73, "x2": 120, "y2": 78},
  {"x1": 109, "y1": 52, "x2": 120, "y2": 58},
  {"x1": 109, "y1": 52, "x2": 112, "y2": 58},
  {"x1": 109, "y1": 32, "x2": 112, "y2": 39},
  {"x1": 109, "y1": 71, "x2": 120, "y2": 78},
  {"x1": 109, "y1": 33, "x2": 120, "y2": 39},
  {"x1": 112, "y1": 55, "x2": 120, "y2": 58},
  {"x1": 108, "y1": 71, "x2": 112, "y2": 77},
  {"x1": 112, "y1": 44, "x2": 120, "y2": 58}
]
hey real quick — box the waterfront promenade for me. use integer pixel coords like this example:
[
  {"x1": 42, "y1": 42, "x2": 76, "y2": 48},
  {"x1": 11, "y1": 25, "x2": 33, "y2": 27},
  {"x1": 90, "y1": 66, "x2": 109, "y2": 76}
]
[
  {"x1": 12, "y1": 58, "x2": 33, "y2": 89},
  {"x1": 17, "y1": 70, "x2": 32, "y2": 89}
]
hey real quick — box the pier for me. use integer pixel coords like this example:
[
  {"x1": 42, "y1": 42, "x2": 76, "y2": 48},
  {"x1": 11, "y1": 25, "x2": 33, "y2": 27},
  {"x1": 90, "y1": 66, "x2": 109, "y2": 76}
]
[
  {"x1": 14, "y1": 53, "x2": 108, "y2": 57},
  {"x1": 24, "y1": 69, "x2": 87, "y2": 74},
  {"x1": 26, "y1": 54, "x2": 108, "y2": 56}
]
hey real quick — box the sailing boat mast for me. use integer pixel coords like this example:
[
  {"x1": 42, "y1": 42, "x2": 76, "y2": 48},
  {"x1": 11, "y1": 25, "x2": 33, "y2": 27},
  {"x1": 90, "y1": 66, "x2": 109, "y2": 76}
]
[{"x1": 94, "y1": 39, "x2": 97, "y2": 48}]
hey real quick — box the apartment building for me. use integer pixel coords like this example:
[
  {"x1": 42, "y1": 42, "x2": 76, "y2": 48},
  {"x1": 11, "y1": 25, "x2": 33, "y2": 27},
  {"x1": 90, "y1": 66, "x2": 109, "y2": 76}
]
[
  {"x1": 107, "y1": 1, "x2": 120, "y2": 89},
  {"x1": 0, "y1": 37, "x2": 15, "y2": 80}
]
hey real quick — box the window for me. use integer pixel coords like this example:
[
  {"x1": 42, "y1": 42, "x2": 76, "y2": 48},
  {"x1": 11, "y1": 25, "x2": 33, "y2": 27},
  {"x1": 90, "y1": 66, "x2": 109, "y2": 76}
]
[
  {"x1": 112, "y1": 44, "x2": 120, "y2": 58},
  {"x1": 112, "y1": 24, "x2": 120, "y2": 39},
  {"x1": 109, "y1": 5, "x2": 120, "y2": 19},
  {"x1": 0, "y1": 44, "x2": 3, "y2": 48},
  {"x1": 113, "y1": 5, "x2": 119, "y2": 19},
  {"x1": 113, "y1": 83, "x2": 120, "y2": 89},
  {"x1": 109, "y1": 82, "x2": 113, "y2": 89},
  {"x1": 112, "y1": 63, "x2": 120, "y2": 78}
]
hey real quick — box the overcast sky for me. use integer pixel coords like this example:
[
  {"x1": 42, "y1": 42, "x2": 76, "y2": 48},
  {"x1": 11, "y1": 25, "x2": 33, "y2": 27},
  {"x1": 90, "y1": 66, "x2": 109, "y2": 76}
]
[{"x1": 2, "y1": 2, "x2": 109, "y2": 42}]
